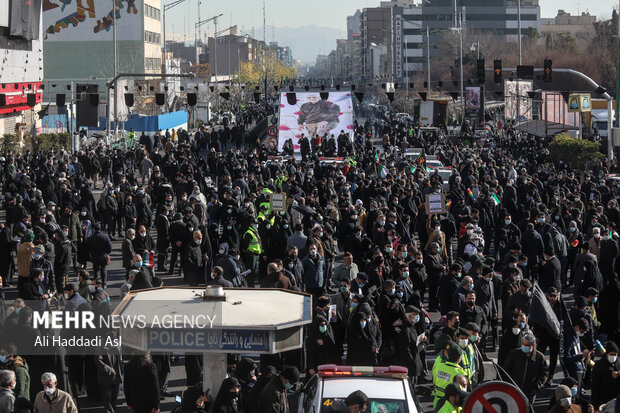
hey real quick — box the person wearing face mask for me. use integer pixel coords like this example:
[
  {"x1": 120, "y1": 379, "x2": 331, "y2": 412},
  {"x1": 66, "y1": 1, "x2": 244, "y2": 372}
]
[
  {"x1": 215, "y1": 243, "x2": 243, "y2": 287},
  {"x1": 395, "y1": 264, "x2": 418, "y2": 306},
  {"x1": 458, "y1": 291, "x2": 487, "y2": 350},
  {"x1": 503, "y1": 331, "x2": 549, "y2": 405},
  {"x1": 498, "y1": 312, "x2": 529, "y2": 366},
  {"x1": 282, "y1": 247, "x2": 303, "y2": 288},
  {"x1": 588, "y1": 227, "x2": 602, "y2": 261},
  {"x1": 62, "y1": 283, "x2": 87, "y2": 313},
  {"x1": 408, "y1": 251, "x2": 428, "y2": 302},
  {"x1": 258, "y1": 366, "x2": 299, "y2": 413},
  {"x1": 563, "y1": 318, "x2": 592, "y2": 393},
  {"x1": 599, "y1": 226, "x2": 618, "y2": 280},
  {"x1": 548, "y1": 385, "x2": 581, "y2": 413},
  {"x1": 346, "y1": 310, "x2": 380, "y2": 366},
  {"x1": 182, "y1": 231, "x2": 206, "y2": 287},
  {"x1": 540, "y1": 246, "x2": 562, "y2": 294},
  {"x1": 0, "y1": 345, "x2": 29, "y2": 401},
  {"x1": 425, "y1": 241, "x2": 446, "y2": 313},
  {"x1": 394, "y1": 306, "x2": 426, "y2": 386},
  {"x1": 330, "y1": 279, "x2": 352, "y2": 352},
  {"x1": 592, "y1": 342, "x2": 620, "y2": 408},
  {"x1": 306, "y1": 315, "x2": 340, "y2": 375},
  {"x1": 33, "y1": 372, "x2": 77, "y2": 413},
  {"x1": 211, "y1": 376, "x2": 243, "y2": 413},
  {"x1": 302, "y1": 243, "x2": 325, "y2": 303},
  {"x1": 438, "y1": 264, "x2": 463, "y2": 315},
  {"x1": 350, "y1": 272, "x2": 369, "y2": 296},
  {"x1": 130, "y1": 255, "x2": 154, "y2": 291},
  {"x1": 565, "y1": 221, "x2": 583, "y2": 285}
]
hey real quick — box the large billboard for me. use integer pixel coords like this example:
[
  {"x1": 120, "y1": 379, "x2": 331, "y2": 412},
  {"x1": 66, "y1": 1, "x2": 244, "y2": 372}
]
[
  {"x1": 278, "y1": 92, "x2": 354, "y2": 153},
  {"x1": 504, "y1": 80, "x2": 533, "y2": 120},
  {"x1": 543, "y1": 92, "x2": 580, "y2": 127},
  {"x1": 43, "y1": 0, "x2": 143, "y2": 42},
  {"x1": 465, "y1": 86, "x2": 481, "y2": 117}
]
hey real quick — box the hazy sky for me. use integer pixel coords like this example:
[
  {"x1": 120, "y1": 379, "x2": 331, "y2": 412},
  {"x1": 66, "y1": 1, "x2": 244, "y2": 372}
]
[{"x1": 165, "y1": 0, "x2": 617, "y2": 42}]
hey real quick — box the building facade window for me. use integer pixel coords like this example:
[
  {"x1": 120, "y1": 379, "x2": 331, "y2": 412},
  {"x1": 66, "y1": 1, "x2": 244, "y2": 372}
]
[
  {"x1": 144, "y1": 30, "x2": 161, "y2": 44},
  {"x1": 145, "y1": 57, "x2": 161, "y2": 70},
  {"x1": 145, "y1": 4, "x2": 161, "y2": 21}
]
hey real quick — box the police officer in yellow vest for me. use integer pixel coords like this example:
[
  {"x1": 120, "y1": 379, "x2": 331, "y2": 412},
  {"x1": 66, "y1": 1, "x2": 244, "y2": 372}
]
[
  {"x1": 433, "y1": 345, "x2": 466, "y2": 409},
  {"x1": 455, "y1": 328, "x2": 474, "y2": 383},
  {"x1": 257, "y1": 202, "x2": 275, "y2": 226},
  {"x1": 437, "y1": 383, "x2": 469, "y2": 413},
  {"x1": 241, "y1": 219, "x2": 262, "y2": 286}
]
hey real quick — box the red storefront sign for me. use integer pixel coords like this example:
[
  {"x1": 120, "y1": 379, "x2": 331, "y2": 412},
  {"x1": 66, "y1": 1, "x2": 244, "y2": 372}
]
[{"x1": 0, "y1": 82, "x2": 43, "y2": 114}]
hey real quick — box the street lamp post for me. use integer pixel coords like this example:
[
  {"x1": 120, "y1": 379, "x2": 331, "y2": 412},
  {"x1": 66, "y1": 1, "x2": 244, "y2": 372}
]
[
  {"x1": 163, "y1": 0, "x2": 190, "y2": 79},
  {"x1": 517, "y1": 0, "x2": 522, "y2": 65}
]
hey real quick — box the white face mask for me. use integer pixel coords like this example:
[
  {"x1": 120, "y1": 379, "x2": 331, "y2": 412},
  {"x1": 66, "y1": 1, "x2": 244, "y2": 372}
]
[
  {"x1": 458, "y1": 339, "x2": 468, "y2": 349},
  {"x1": 559, "y1": 397, "x2": 571, "y2": 409},
  {"x1": 512, "y1": 327, "x2": 521, "y2": 336},
  {"x1": 608, "y1": 355, "x2": 618, "y2": 364},
  {"x1": 44, "y1": 387, "x2": 55, "y2": 396}
]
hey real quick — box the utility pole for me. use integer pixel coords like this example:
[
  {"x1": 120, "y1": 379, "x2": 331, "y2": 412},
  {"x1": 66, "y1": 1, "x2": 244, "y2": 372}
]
[
  {"x1": 459, "y1": 13, "x2": 464, "y2": 120},
  {"x1": 112, "y1": 0, "x2": 118, "y2": 144},
  {"x1": 197, "y1": 0, "x2": 201, "y2": 64},
  {"x1": 616, "y1": 0, "x2": 620, "y2": 130},
  {"x1": 426, "y1": 26, "x2": 431, "y2": 90},
  {"x1": 517, "y1": 0, "x2": 522, "y2": 65}
]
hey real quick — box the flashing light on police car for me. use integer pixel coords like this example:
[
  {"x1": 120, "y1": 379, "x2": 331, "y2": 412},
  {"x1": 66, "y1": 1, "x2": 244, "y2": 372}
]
[{"x1": 318, "y1": 365, "x2": 408, "y2": 379}]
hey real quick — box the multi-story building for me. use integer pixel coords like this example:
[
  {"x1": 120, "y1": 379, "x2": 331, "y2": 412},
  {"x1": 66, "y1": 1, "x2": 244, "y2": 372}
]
[
  {"x1": 43, "y1": 0, "x2": 162, "y2": 86},
  {"x1": 269, "y1": 42, "x2": 293, "y2": 67},
  {"x1": 391, "y1": 0, "x2": 540, "y2": 81},
  {"x1": 0, "y1": 1, "x2": 43, "y2": 136},
  {"x1": 207, "y1": 30, "x2": 263, "y2": 78},
  {"x1": 541, "y1": 10, "x2": 596, "y2": 44},
  {"x1": 361, "y1": 7, "x2": 393, "y2": 80}
]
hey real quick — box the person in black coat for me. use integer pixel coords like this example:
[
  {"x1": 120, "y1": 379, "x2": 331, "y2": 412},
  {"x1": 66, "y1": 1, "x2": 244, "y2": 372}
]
[
  {"x1": 183, "y1": 231, "x2": 205, "y2": 286},
  {"x1": 438, "y1": 264, "x2": 462, "y2": 315},
  {"x1": 103, "y1": 188, "x2": 119, "y2": 238},
  {"x1": 306, "y1": 315, "x2": 340, "y2": 374},
  {"x1": 212, "y1": 377, "x2": 243, "y2": 413},
  {"x1": 592, "y1": 341, "x2": 620, "y2": 408},
  {"x1": 540, "y1": 246, "x2": 562, "y2": 293},
  {"x1": 154, "y1": 208, "x2": 170, "y2": 272},
  {"x1": 395, "y1": 306, "x2": 425, "y2": 386},
  {"x1": 86, "y1": 223, "x2": 112, "y2": 287},
  {"x1": 124, "y1": 354, "x2": 160, "y2": 413},
  {"x1": 232, "y1": 358, "x2": 257, "y2": 413},
  {"x1": 130, "y1": 255, "x2": 154, "y2": 291},
  {"x1": 53, "y1": 230, "x2": 72, "y2": 294},
  {"x1": 346, "y1": 310, "x2": 378, "y2": 366}
]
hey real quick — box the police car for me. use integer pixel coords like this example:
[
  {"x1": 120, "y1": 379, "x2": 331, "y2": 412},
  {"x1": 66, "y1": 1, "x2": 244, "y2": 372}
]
[{"x1": 296, "y1": 365, "x2": 423, "y2": 413}]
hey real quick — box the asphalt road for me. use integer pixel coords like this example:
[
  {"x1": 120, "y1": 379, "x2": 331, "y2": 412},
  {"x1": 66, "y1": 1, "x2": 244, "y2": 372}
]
[{"x1": 0, "y1": 140, "x2": 578, "y2": 413}]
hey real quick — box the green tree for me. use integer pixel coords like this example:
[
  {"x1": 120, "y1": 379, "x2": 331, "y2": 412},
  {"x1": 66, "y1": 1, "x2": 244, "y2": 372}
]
[{"x1": 548, "y1": 133, "x2": 604, "y2": 170}]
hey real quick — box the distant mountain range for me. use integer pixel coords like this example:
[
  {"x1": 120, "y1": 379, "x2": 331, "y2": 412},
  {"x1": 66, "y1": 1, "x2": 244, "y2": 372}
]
[{"x1": 255, "y1": 25, "x2": 344, "y2": 63}]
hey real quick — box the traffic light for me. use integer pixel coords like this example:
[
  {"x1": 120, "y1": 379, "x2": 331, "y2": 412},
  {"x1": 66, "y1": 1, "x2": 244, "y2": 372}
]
[
  {"x1": 494, "y1": 60, "x2": 502, "y2": 84},
  {"x1": 476, "y1": 59, "x2": 485, "y2": 84},
  {"x1": 544, "y1": 58, "x2": 552, "y2": 83}
]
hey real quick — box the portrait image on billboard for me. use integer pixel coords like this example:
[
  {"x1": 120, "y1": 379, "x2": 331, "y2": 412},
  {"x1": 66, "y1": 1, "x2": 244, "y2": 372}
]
[{"x1": 278, "y1": 92, "x2": 354, "y2": 153}]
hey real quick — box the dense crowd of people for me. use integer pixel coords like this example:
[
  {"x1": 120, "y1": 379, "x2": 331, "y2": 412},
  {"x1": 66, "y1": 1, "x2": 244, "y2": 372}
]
[{"x1": 0, "y1": 107, "x2": 618, "y2": 413}]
